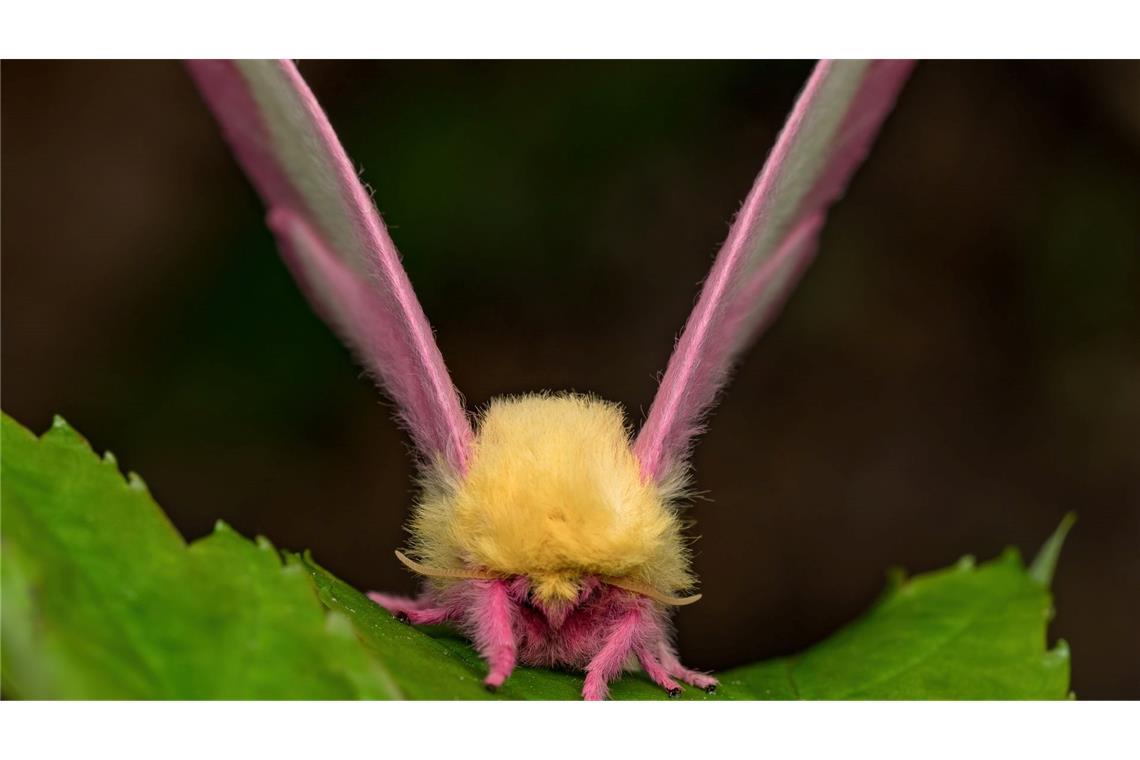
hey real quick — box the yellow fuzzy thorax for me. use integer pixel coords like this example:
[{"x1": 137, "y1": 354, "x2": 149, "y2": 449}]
[{"x1": 408, "y1": 393, "x2": 693, "y2": 602}]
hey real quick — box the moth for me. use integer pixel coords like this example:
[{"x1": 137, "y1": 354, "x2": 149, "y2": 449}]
[{"x1": 189, "y1": 59, "x2": 912, "y2": 700}]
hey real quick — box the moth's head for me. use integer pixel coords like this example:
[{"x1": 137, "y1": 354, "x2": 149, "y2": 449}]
[{"x1": 411, "y1": 393, "x2": 695, "y2": 600}]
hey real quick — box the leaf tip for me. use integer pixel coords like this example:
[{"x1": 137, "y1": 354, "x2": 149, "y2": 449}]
[
  {"x1": 43, "y1": 413, "x2": 91, "y2": 450},
  {"x1": 999, "y1": 546, "x2": 1024, "y2": 567},
  {"x1": 127, "y1": 471, "x2": 149, "y2": 493},
  {"x1": 300, "y1": 549, "x2": 323, "y2": 574},
  {"x1": 1029, "y1": 513, "x2": 1076, "y2": 588}
]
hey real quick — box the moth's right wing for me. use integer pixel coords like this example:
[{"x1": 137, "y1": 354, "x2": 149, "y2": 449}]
[{"x1": 188, "y1": 60, "x2": 473, "y2": 472}]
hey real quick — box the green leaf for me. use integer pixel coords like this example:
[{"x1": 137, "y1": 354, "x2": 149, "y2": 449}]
[
  {"x1": 769, "y1": 553, "x2": 1070, "y2": 699},
  {"x1": 1, "y1": 413, "x2": 396, "y2": 699},
  {"x1": 1, "y1": 412, "x2": 1071, "y2": 699}
]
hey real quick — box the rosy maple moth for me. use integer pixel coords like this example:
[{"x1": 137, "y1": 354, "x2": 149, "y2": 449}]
[{"x1": 188, "y1": 59, "x2": 913, "y2": 700}]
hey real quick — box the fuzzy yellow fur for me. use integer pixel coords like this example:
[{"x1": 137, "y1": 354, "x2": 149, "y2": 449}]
[{"x1": 408, "y1": 393, "x2": 693, "y2": 602}]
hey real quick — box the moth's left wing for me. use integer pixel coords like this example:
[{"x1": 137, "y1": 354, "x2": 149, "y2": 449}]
[
  {"x1": 634, "y1": 60, "x2": 914, "y2": 483},
  {"x1": 188, "y1": 60, "x2": 473, "y2": 472}
]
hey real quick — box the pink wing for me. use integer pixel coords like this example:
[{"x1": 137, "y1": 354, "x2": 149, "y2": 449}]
[
  {"x1": 634, "y1": 60, "x2": 914, "y2": 483},
  {"x1": 187, "y1": 60, "x2": 473, "y2": 473}
]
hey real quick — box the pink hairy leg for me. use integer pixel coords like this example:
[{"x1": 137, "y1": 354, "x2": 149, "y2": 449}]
[
  {"x1": 470, "y1": 580, "x2": 518, "y2": 691},
  {"x1": 367, "y1": 592, "x2": 454, "y2": 625},
  {"x1": 633, "y1": 642, "x2": 683, "y2": 697},
  {"x1": 658, "y1": 642, "x2": 718, "y2": 691},
  {"x1": 582, "y1": 609, "x2": 643, "y2": 701}
]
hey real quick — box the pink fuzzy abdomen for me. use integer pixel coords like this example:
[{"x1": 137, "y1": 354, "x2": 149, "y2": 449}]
[
  {"x1": 519, "y1": 588, "x2": 660, "y2": 669},
  {"x1": 438, "y1": 577, "x2": 669, "y2": 672}
]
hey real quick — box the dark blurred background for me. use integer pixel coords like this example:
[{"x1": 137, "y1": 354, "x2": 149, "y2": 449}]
[{"x1": 2, "y1": 61, "x2": 1138, "y2": 698}]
